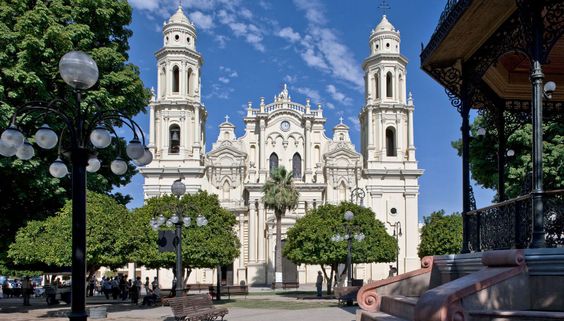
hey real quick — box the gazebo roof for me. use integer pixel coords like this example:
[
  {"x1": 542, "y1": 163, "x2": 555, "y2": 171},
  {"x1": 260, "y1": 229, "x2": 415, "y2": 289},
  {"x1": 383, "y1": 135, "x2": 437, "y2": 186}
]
[{"x1": 420, "y1": 0, "x2": 563, "y2": 113}]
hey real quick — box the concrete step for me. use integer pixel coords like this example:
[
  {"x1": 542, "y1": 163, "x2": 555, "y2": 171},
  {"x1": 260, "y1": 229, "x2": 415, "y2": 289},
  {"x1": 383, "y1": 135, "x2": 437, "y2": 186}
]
[
  {"x1": 356, "y1": 309, "x2": 410, "y2": 321},
  {"x1": 379, "y1": 295, "x2": 418, "y2": 321},
  {"x1": 469, "y1": 310, "x2": 564, "y2": 321}
]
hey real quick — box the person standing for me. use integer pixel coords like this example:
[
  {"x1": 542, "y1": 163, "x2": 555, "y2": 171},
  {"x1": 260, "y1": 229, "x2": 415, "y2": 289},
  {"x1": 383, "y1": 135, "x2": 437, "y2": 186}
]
[
  {"x1": 144, "y1": 277, "x2": 150, "y2": 296},
  {"x1": 22, "y1": 277, "x2": 31, "y2": 306},
  {"x1": 151, "y1": 277, "x2": 158, "y2": 291},
  {"x1": 316, "y1": 271, "x2": 323, "y2": 297}
]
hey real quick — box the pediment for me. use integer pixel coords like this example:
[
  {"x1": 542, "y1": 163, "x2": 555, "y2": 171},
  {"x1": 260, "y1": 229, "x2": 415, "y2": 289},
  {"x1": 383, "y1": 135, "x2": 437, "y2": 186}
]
[
  {"x1": 324, "y1": 142, "x2": 361, "y2": 161},
  {"x1": 206, "y1": 142, "x2": 247, "y2": 161}
]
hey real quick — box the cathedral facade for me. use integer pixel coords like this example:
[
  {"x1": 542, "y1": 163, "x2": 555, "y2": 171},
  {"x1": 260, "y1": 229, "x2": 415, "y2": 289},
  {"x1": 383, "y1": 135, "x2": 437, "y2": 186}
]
[{"x1": 140, "y1": 7, "x2": 423, "y2": 286}]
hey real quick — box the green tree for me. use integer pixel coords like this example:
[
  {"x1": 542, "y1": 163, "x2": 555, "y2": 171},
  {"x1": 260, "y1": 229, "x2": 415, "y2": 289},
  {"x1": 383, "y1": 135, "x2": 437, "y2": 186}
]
[
  {"x1": 418, "y1": 210, "x2": 463, "y2": 258},
  {"x1": 7, "y1": 192, "x2": 137, "y2": 278},
  {"x1": 0, "y1": 0, "x2": 150, "y2": 273},
  {"x1": 284, "y1": 202, "x2": 397, "y2": 294},
  {"x1": 452, "y1": 116, "x2": 563, "y2": 200},
  {"x1": 129, "y1": 191, "x2": 240, "y2": 282},
  {"x1": 262, "y1": 166, "x2": 299, "y2": 288}
]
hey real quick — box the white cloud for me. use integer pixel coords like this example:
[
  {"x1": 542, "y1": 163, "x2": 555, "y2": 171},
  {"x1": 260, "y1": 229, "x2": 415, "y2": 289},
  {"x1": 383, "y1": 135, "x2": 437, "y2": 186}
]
[
  {"x1": 219, "y1": 66, "x2": 239, "y2": 78},
  {"x1": 293, "y1": 0, "x2": 326, "y2": 25},
  {"x1": 218, "y1": 77, "x2": 230, "y2": 84},
  {"x1": 189, "y1": 11, "x2": 214, "y2": 30},
  {"x1": 215, "y1": 34, "x2": 229, "y2": 48},
  {"x1": 347, "y1": 116, "x2": 360, "y2": 131},
  {"x1": 326, "y1": 84, "x2": 353, "y2": 105},
  {"x1": 325, "y1": 102, "x2": 335, "y2": 110},
  {"x1": 294, "y1": 87, "x2": 321, "y2": 102},
  {"x1": 283, "y1": 75, "x2": 297, "y2": 84},
  {"x1": 240, "y1": 8, "x2": 253, "y2": 19},
  {"x1": 278, "y1": 27, "x2": 301, "y2": 43},
  {"x1": 301, "y1": 48, "x2": 328, "y2": 70},
  {"x1": 129, "y1": 0, "x2": 160, "y2": 10},
  {"x1": 286, "y1": 0, "x2": 363, "y2": 90}
]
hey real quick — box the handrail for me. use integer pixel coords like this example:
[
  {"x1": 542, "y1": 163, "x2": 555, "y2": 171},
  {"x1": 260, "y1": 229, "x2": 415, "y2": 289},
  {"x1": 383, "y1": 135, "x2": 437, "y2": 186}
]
[{"x1": 357, "y1": 256, "x2": 434, "y2": 312}]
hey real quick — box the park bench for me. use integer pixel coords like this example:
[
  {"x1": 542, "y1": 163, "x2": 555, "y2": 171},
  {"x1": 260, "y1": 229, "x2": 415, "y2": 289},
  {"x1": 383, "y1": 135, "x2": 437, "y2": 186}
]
[
  {"x1": 334, "y1": 286, "x2": 361, "y2": 306},
  {"x1": 281, "y1": 282, "x2": 299, "y2": 290},
  {"x1": 209, "y1": 285, "x2": 249, "y2": 299},
  {"x1": 186, "y1": 283, "x2": 213, "y2": 294},
  {"x1": 168, "y1": 294, "x2": 228, "y2": 321},
  {"x1": 224, "y1": 285, "x2": 248, "y2": 299}
]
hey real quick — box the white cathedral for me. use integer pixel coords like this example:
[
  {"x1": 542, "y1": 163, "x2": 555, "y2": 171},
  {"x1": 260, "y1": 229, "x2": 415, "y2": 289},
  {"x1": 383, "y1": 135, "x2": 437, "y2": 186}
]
[{"x1": 139, "y1": 7, "x2": 423, "y2": 286}]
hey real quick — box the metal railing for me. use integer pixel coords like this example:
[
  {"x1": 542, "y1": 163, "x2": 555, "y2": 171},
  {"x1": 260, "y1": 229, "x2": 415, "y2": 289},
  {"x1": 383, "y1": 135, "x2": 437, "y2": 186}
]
[{"x1": 465, "y1": 190, "x2": 564, "y2": 252}]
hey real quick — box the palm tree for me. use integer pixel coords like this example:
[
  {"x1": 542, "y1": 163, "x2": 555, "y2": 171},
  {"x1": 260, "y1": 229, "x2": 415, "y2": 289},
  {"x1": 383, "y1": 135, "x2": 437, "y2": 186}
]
[{"x1": 262, "y1": 166, "x2": 299, "y2": 288}]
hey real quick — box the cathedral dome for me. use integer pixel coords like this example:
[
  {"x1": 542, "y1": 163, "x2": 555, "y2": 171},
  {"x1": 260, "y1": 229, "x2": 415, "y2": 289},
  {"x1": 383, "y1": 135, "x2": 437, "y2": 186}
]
[
  {"x1": 169, "y1": 6, "x2": 191, "y2": 25},
  {"x1": 374, "y1": 15, "x2": 396, "y2": 33}
]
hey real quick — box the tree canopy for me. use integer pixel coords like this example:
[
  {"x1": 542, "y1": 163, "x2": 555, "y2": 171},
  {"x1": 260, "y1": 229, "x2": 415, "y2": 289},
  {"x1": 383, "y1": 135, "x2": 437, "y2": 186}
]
[
  {"x1": 8, "y1": 191, "x2": 136, "y2": 277},
  {"x1": 0, "y1": 0, "x2": 150, "y2": 273},
  {"x1": 129, "y1": 191, "x2": 240, "y2": 275},
  {"x1": 284, "y1": 202, "x2": 396, "y2": 293},
  {"x1": 452, "y1": 115, "x2": 563, "y2": 200},
  {"x1": 418, "y1": 210, "x2": 462, "y2": 258}
]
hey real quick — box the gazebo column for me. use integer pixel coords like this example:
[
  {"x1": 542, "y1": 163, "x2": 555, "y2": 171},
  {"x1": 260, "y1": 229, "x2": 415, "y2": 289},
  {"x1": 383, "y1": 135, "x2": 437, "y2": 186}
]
[
  {"x1": 529, "y1": 2, "x2": 545, "y2": 248},
  {"x1": 461, "y1": 97, "x2": 471, "y2": 254},
  {"x1": 495, "y1": 107, "x2": 506, "y2": 202}
]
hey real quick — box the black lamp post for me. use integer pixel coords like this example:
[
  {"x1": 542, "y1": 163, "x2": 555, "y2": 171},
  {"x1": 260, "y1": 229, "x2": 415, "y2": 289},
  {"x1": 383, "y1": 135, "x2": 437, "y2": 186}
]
[
  {"x1": 350, "y1": 187, "x2": 366, "y2": 207},
  {"x1": 149, "y1": 179, "x2": 207, "y2": 297},
  {"x1": 331, "y1": 210, "x2": 365, "y2": 287},
  {"x1": 0, "y1": 51, "x2": 152, "y2": 321},
  {"x1": 388, "y1": 221, "x2": 402, "y2": 275}
]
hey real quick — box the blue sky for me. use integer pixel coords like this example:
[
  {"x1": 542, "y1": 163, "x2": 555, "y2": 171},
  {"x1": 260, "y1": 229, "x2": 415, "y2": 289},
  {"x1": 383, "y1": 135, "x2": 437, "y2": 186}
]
[{"x1": 117, "y1": 0, "x2": 495, "y2": 220}]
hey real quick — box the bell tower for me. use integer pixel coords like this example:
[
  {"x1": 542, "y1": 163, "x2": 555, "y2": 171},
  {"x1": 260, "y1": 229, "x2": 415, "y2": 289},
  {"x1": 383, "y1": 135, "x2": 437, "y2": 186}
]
[
  {"x1": 141, "y1": 5, "x2": 207, "y2": 197},
  {"x1": 359, "y1": 15, "x2": 423, "y2": 274},
  {"x1": 360, "y1": 15, "x2": 415, "y2": 165}
]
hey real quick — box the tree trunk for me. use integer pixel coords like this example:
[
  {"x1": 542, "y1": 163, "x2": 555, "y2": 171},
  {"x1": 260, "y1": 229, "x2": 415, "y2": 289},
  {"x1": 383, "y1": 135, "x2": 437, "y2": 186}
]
[
  {"x1": 274, "y1": 209, "x2": 283, "y2": 288},
  {"x1": 321, "y1": 264, "x2": 334, "y2": 295}
]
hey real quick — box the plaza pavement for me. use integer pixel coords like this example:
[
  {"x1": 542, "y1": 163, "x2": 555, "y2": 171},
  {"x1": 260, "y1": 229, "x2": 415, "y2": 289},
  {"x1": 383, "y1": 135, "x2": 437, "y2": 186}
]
[{"x1": 0, "y1": 288, "x2": 357, "y2": 321}]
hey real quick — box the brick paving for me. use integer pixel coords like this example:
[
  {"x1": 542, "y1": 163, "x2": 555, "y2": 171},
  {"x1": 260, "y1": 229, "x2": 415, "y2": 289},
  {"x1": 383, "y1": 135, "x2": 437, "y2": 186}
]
[{"x1": 0, "y1": 293, "x2": 357, "y2": 321}]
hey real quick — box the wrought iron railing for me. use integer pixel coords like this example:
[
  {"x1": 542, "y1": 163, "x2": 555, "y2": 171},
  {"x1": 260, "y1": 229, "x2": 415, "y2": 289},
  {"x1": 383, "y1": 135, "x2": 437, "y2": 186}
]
[{"x1": 465, "y1": 190, "x2": 564, "y2": 251}]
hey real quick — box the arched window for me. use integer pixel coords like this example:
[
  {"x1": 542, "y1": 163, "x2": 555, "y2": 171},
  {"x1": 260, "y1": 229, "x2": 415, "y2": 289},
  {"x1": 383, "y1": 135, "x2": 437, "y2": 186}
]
[
  {"x1": 339, "y1": 181, "x2": 347, "y2": 203},
  {"x1": 172, "y1": 66, "x2": 180, "y2": 93},
  {"x1": 269, "y1": 153, "x2": 279, "y2": 174},
  {"x1": 314, "y1": 145, "x2": 321, "y2": 165},
  {"x1": 169, "y1": 124, "x2": 180, "y2": 154},
  {"x1": 386, "y1": 127, "x2": 396, "y2": 156},
  {"x1": 386, "y1": 72, "x2": 393, "y2": 98},
  {"x1": 375, "y1": 72, "x2": 380, "y2": 99},
  {"x1": 292, "y1": 153, "x2": 302, "y2": 179},
  {"x1": 187, "y1": 68, "x2": 192, "y2": 95},
  {"x1": 160, "y1": 67, "x2": 166, "y2": 97},
  {"x1": 222, "y1": 180, "x2": 230, "y2": 200}
]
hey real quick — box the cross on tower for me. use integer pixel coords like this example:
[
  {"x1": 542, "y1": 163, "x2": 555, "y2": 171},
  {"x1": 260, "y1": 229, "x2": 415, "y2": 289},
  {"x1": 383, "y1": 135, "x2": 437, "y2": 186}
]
[
  {"x1": 379, "y1": 0, "x2": 391, "y2": 15},
  {"x1": 224, "y1": 115, "x2": 230, "y2": 123},
  {"x1": 339, "y1": 116, "x2": 344, "y2": 124}
]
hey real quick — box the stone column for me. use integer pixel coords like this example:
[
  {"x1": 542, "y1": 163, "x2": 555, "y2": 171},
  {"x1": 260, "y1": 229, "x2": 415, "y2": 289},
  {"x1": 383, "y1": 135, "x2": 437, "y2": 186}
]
[
  {"x1": 149, "y1": 105, "x2": 155, "y2": 147},
  {"x1": 259, "y1": 119, "x2": 266, "y2": 181},
  {"x1": 258, "y1": 204, "x2": 265, "y2": 263},
  {"x1": 396, "y1": 117, "x2": 403, "y2": 157},
  {"x1": 249, "y1": 202, "x2": 257, "y2": 263},
  {"x1": 193, "y1": 106, "x2": 200, "y2": 158},
  {"x1": 367, "y1": 107, "x2": 374, "y2": 149},
  {"x1": 304, "y1": 119, "x2": 311, "y2": 181},
  {"x1": 404, "y1": 193, "x2": 420, "y2": 272},
  {"x1": 407, "y1": 108, "x2": 415, "y2": 160}
]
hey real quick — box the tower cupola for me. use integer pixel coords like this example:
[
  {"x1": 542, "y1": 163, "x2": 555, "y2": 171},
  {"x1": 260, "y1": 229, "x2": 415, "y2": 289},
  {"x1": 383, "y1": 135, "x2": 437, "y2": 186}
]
[
  {"x1": 163, "y1": 5, "x2": 197, "y2": 50},
  {"x1": 369, "y1": 15, "x2": 400, "y2": 55}
]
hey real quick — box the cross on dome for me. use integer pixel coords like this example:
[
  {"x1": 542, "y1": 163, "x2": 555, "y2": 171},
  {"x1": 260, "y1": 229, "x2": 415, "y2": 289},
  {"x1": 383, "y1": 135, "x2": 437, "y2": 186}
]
[
  {"x1": 339, "y1": 116, "x2": 344, "y2": 124},
  {"x1": 379, "y1": 0, "x2": 391, "y2": 15},
  {"x1": 224, "y1": 115, "x2": 230, "y2": 123}
]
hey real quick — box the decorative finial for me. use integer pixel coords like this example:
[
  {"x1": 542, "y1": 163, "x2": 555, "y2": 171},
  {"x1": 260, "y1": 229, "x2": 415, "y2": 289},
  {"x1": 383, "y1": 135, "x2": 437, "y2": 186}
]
[
  {"x1": 379, "y1": 0, "x2": 391, "y2": 16},
  {"x1": 339, "y1": 116, "x2": 344, "y2": 124},
  {"x1": 224, "y1": 115, "x2": 230, "y2": 123},
  {"x1": 248, "y1": 101, "x2": 252, "y2": 109}
]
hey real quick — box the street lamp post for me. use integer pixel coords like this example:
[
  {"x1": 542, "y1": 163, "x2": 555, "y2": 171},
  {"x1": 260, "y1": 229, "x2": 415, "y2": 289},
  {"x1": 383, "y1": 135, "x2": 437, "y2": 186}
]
[
  {"x1": 150, "y1": 179, "x2": 208, "y2": 297},
  {"x1": 331, "y1": 210, "x2": 365, "y2": 287},
  {"x1": 388, "y1": 221, "x2": 402, "y2": 275},
  {"x1": 0, "y1": 51, "x2": 152, "y2": 321}
]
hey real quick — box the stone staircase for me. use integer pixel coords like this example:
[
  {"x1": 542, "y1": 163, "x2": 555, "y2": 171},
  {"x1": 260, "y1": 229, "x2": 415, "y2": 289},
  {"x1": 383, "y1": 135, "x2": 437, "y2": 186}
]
[{"x1": 355, "y1": 249, "x2": 564, "y2": 321}]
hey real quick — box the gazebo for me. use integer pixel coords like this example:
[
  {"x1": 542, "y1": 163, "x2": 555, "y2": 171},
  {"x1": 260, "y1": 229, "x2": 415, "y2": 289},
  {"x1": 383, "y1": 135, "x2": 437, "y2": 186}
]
[{"x1": 421, "y1": 0, "x2": 563, "y2": 252}]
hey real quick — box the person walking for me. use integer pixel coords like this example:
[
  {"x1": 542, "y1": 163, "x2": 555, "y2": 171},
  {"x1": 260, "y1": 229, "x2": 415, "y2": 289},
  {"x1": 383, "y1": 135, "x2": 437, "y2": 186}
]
[
  {"x1": 102, "y1": 277, "x2": 112, "y2": 300},
  {"x1": 151, "y1": 277, "x2": 158, "y2": 291},
  {"x1": 22, "y1": 277, "x2": 32, "y2": 306},
  {"x1": 144, "y1": 277, "x2": 150, "y2": 296},
  {"x1": 316, "y1": 271, "x2": 323, "y2": 297}
]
